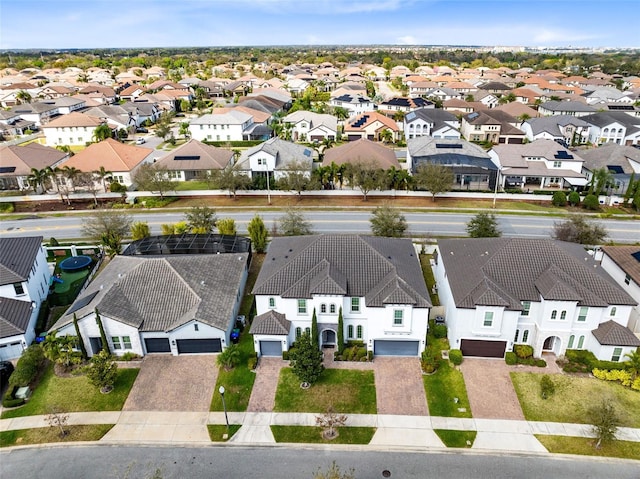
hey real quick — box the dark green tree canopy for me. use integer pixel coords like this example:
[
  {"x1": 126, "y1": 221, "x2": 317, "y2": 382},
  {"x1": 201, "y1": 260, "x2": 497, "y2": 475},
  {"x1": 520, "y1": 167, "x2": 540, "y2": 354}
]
[
  {"x1": 552, "y1": 215, "x2": 607, "y2": 245},
  {"x1": 370, "y1": 204, "x2": 407, "y2": 237},
  {"x1": 466, "y1": 212, "x2": 502, "y2": 238}
]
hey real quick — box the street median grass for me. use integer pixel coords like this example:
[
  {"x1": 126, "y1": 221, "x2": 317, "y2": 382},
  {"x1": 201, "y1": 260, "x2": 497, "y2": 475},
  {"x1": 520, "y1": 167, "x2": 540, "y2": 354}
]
[
  {"x1": 0, "y1": 424, "x2": 114, "y2": 447},
  {"x1": 434, "y1": 429, "x2": 476, "y2": 448},
  {"x1": 511, "y1": 372, "x2": 640, "y2": 427},
  {"x1": 274, "y1": 368, "x2": 376, "y2": 414},
  {"x1": 271, "y1": 426, "x2": 375, "y2": 444},
  {"x1": 424, "y1": 360, "x2": 472, "y2": 418},
  {"x1": 535, "y1": 435, "x2": 640, "y2": 461},
  {"x1": 1, "y1": 365, "x2": 139, "y2": 419},
  {"x1": 207, "y1": 424, "x2": 241, "y2": 442}
]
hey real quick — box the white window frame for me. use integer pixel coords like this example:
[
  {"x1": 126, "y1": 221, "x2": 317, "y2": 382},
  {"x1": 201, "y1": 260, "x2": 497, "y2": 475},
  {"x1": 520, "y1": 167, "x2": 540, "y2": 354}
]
[
  {"x1": 112, "y1": 337, "x2": 122, "y2": 350},
  {"x1": 577, "y1": 306, "x2": 588, "y2": 322},
  {"x1": 122, "y1": 336, "x2": 132, "y2": 350},
  {"x1": 393, "y1": 309, "x2": 403, "y2": 326},
  {"x1": 351, "y1": 297, "x2": 360, "y2": 313},
  {"x1": 612, "y1": 347, "x2": 623, "y2": 362},
  {"x1": 268, "y1": 297, "x2": 276, "y2": 309},
  {"x1": 483, "y1": 311, "x2": 493, "y2": 327},
  {"x1": 297, "y1": 299, "x2": 307, "y2": 315}
]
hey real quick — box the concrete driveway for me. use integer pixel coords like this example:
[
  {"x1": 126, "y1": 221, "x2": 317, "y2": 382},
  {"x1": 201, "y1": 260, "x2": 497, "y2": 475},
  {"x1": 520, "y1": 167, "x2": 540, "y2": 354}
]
[{"x1": 123, "y1": 355, "x2": 219, "y2": 412}]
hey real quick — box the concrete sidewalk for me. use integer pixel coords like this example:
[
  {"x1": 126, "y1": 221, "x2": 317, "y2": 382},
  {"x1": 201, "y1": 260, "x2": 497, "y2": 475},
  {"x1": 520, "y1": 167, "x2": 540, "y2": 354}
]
[{"x1": 3, "y1": 411, "x2": 639, "y2": 452}]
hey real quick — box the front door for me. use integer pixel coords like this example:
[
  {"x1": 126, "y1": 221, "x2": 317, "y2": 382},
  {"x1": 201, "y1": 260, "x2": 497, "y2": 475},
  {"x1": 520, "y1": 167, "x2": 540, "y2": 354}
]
[
  {"x1": 322, "y1": 330, "x2": 336, "y2": 346},
  {"x1": 543, "y1": 336, "x2": 554, "y2": 350},
  {"x1": 89, "y1": 337, "x2": 102, "y2": 355}
]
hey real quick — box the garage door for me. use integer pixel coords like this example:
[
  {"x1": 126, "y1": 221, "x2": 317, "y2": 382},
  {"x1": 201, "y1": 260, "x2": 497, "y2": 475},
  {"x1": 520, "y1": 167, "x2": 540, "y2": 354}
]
[
  {"x1": 460, "y1": 339, "x2": 506, "y2": 358},
  {"x1": 144, "y1": 338, "x2": 171, "y2": 353},
  {"x1": 260, "y1": 340, "x2": 282, "y2": 357},
  {"x1": 0, "y1": 341, "x2": 23, "y2": 361},
  {"x1": 347, "y1": 135, "x2": 361, "y2": 142},
  {"x1": 176, "y1": 338, "x2": 222, "y2": 354},
  {"x1": 374, "y1": 340, "x2": 419, "y2": 356}
]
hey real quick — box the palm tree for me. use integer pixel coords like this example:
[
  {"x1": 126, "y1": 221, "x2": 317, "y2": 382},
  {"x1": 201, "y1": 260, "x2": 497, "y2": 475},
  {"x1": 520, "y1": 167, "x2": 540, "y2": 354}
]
[
  {"x1": 62, "y1": 166, "x2": 81, "y2": 191},
  {"x1": 27, "y1": 167, "x2": 49, "y2": 194},
  {"x1": 15, "y1": 90, "x2": 32, "y2": 105},
  {"x1": 624, "y1": 349, "x2": 640, "y2": 381},
  {"x1": 94, "y1": 166, "x2": 113, "y2": 192},
  {"x1": 379, "y1": 129, "x2": 393, "y2": 144},
  {"x1": 93, "y1": 124, "x2": 113, "y2": 142}
]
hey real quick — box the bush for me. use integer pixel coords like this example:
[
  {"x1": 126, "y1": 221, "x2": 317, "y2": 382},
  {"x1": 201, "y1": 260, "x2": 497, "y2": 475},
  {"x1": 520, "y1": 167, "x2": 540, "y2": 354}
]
[
  {"x1": 583, "y1": 194, "x2": 600, "y2": 210},
  {"x1": 282, "y1": 350, "x2": 290, "y2": 361},
  {"x1": 9, "y1": 344, "x2": 45, "y2": 388},
  {"x1": 449, "y1": 349, "x2": 463, "y2": 366},
  {"x1": 120, "y1": 352, "x2": 141, "y2": 361},
  {"x1": 109, "y1": 181, "x2": 127, "y2": 193},
  {"x1": 0, "y1": 202, "x2": 15, "y2": 213},
  {"x1": 49, "y1": 237, "x2": 59, "y2": 246},
  {"x1": 552, "y1": 191, "x2": 567, "y2": 206},
  {"x1": 540, "y1": 374, "x2": 555, "y2": 399},
  {"x1": 505, "y1": 352, "x2": 517, "y2": 365},
  {"x1": 432, "y1": 324, "x2": 447, "y2": 339},
  {"x1": 367, "y1": 351, "x2": 374, "y2": 361},
  {"x1": 568, "y1": 191, "x2": 581, "y2": 206},
  {"x1": 2, "y1": 387, "x2": 25, "y2": 408},
  {"x1": 248, "y1": 356, "x2": 258, "y2": 371},
  {"x1": 535, "y1": 359, "x2": 547, "y2": 367},
  {"x1": 513, "y1": 344, "x2": 534, "y2": 359}
]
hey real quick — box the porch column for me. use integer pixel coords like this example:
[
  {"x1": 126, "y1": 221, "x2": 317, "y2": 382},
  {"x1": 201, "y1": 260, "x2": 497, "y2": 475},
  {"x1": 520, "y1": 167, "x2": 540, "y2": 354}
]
[{"x1": 540, "y1": 177, "x2": 545, "y2": 188}]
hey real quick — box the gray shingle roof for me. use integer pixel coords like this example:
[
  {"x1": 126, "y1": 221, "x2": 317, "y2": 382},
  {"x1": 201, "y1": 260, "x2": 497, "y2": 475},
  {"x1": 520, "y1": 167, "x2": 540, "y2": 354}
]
[
  {"x1": 0, "y1": 236, "x2": 43, "y2": 285},
  {"x1": 438, "y1": 238, "x2": 636, "y2": 310},
  {"x1": 524, "y1": 115, "x2": 590, "y2": 136},
  {"x1": 578, "y1": 143, "x2": 640, "y2": 174},
  {"x1": 51, "y1": 253, "x2": 248, "y2": 333},
  {"x1": 253, "y1": 235, "x2": 431, "y2": 308},
  {"x1": 249, "y1": 310, "x2": 291, "y2": 335},
  {"x1": 237, "y1": 138, "x2": 313, "y2": 171},
  {"x1": 592, "y1": 320, "x2": 640, "y2": 347},
  {"x1": 0, "y1": 297, "x2": 33, "y2": 338}
]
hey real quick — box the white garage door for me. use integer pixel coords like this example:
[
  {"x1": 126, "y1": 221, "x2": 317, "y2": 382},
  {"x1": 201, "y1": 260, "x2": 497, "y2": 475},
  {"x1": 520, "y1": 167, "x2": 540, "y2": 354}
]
[
  {"x1": 0, "y1": 341, "x2": 23, "y2": 361},
  {"x1": 373, "y1": 340, "x2": 419, "y2": 356},
  {"x1": 260, "y1": 341, "x2": 283, "y2": 357}
]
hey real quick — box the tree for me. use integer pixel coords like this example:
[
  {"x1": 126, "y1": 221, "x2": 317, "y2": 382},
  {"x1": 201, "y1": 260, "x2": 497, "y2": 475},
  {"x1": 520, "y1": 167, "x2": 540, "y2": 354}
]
[
  {"x1": 568, "y1": 191, "x2": 581, "y2": 207},
  {"x1": 185, "y1": 205, "x2": 217, "y2": 233},
  {"x1": 414, "y1": 163, "x2": 454, "y2": 201},
  {"x1": 583, "y1": 194, "x2": 600, "y2": 211},
  {"x1": 213, "y1": 164, "x2": 252, "y2": 199},
  {"x1": 42, "y1": 334, "x2": 83, "y2": 371},
  {"x1": 130, "y1": 221, "x2": 151, "y2": 241},
  {"x1": 61, "y1": 165, "x2": 81, "y2": 192},
  {"x1": 290, "y1": 331, "x2": 324, "y2": 387},
  {"x1": 552, "y1": 191, "x2": 567, "y2": 207},
  {"x1": 27, "y1": 167, "x2": 49, "y2": 194},
  {"x1": 624, "y1": 348, "x2": 640, "y2": 381},
  {"x1": 551, "y1": 215, "x2": 607, "y2": 245},
  {"x1": 248, "y1": 215, "x2": 268, "y2": 253},
  {"x1": 16, "y1": 90, "x2": 32, "y2": 105},
  {"x1": 75, "y1": 172, "x2": 100, "y2": 205},
  {"x1": 337, "y1": 307, "x2": 344, "y2": 355},
  {"x1": 217, "y1": 218, "x2": 236, "y2": 235},
  {"x1": 279, "y1": 208, "x2": 313, "y2": 236},
  {"x1": 86, "y1": 350, "x2": 118, "y2": 393},
  {"x1": 95, "y1": 309, "x2": 111, "y2": 354},
  {"x1": 315, "y1": 406, "x2": 347, "y2": 440},
  {"x1": 466, "y1": 212, "x2": 502, "y2": 238},
  {"x1": 311, "y1": 308, "x2": 319, "y2": 349},
  {"x1": 133, "y1": 163, "x2": 174, "y2": 198},
  {"x1": 82, "y1": 209, "x2": 132, "y2": 256},
  {"x1": 45, "y1": 408, "x2": 70, "y2": 438},
  {"x1": 590, "y1": 167, "x2": 614, "y2": 196},
  {"x1": 72, "y1": 313, "x2": 87, "y2": 359},
  {"x1": 216, "y1": 344, "x2": 241, "y2": 371},
  {"x1": 589, "y1": 399, "x2": 619, "y2": 449},
  {"x1": 93, "y1": 123, "x2": 113, "y2": 142},
  {"x1": 279, "y1": 160, "x2": 312, "y2": 198},
  {"x1": 94, "y1": 166, "x2": 113, "y2": 192},
  {"x1": 349, "y1": 161, "x2": 383, "y2": 201},
  {"x1": 379, "y1": 128, "x2": 393, "y2": 144},
  {"x1": 179, "y1": 121, "x2": 191, "y2": 139},
  {"x1": 370, "y1": 204, "x2": 407, "y2": 237}
]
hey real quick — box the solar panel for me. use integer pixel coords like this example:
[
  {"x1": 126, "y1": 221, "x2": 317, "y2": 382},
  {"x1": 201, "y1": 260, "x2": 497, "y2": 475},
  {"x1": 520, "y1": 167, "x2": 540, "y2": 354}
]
[
  {"x1": 303, "y1": 149, "x2": 311, "y2": 157},
  {"x1": 436, "y1": 143, "x2": 462, "y2": 149},
  {"x1": 174, "y1": 156, "x2": 200, "y2": 161},
  {"x1": 0, "y1": 166, "x2": 17, "y2": 173},
  {"x1": 607, "y1": 165, "x2": 624, "y2": 174},
  {"x1": 554, "y1": 151, "x2": 573, "y2": 159},
  {"x1": 406, "y1": 112, "x2": 416, "y2": 121},
  {"x1": 67, "y1": 291, "x2": 99, "y2": 315},
  {"x1": 468, "y1": 112, "x2": 479, "y2": 120},
  {"x1": 632, "y1": 251, "x2": 640, "y2": 263}
]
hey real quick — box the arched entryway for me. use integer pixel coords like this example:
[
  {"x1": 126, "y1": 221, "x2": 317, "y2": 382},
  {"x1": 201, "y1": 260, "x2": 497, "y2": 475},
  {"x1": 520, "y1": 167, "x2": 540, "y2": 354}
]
[
  {"x1": 321, "y1": 329, "x2": 336, "y2": 348},
  {"x1": 542, "y1": 335, "x2": 562, "y2": 355}
]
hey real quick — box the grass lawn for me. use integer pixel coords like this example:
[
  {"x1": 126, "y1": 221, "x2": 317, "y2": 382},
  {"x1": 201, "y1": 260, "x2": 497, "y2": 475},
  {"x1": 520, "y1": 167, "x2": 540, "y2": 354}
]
[
  {"x1": 274, "y1": 368, "x2": 376, "y2": 414},
  {"x1": 511, "y1": 373, "x2": 640, "y2": 428},
  {"x1": 420, "y1": 254, "x2": 439, "y2": 306},
  {"x1": 207, "y1": 424, "x2": 242, "y2": 442},
  {"x1": 434, "y1": 429, "x2": 477, "y2": 448},
  {"x1": 1, "y1": 365, "x2": 139, "y2": 419},
  {"x1": 271, "y1": 426, "x2": 376, "y2": 444},
  {"x1": 424, "y1": 360, "x2": 472, "y2": 418},
  {"x1": 0, "y1": 425, "x2": 114, "y2": 448},
  {"x1": 536, "y1": 435, "x2": 640, "y2": 461}
]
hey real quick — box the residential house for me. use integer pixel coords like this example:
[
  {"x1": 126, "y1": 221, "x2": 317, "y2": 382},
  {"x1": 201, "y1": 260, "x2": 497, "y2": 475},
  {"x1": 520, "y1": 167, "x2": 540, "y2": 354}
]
[
  {"x1": 236, "y1": 137, "x2": 314, "y2": 181},
  {"x1": 407, "y1": 137, "x2": 496, "y2": 190},
  {"x1": 408, "y1": 81, "x2": 439, "y2": 98},
  {"x1": 488, "y1": 139, "x2": 587, "y2": 190},
  {"x1": 78, "y1": 85, "x2": 117, "y2": 104},
  {"x1": 0, "y1": 110, "x2": 35, "y2": 138},
  {"x1": 154, "y1": 139, "x2": 233, "y2": 182},
  {"x1": 538, "y1": 100, "x2": 597, "y2": 117},
  {"x1": 378, "y1": 97, "x2": 434, "y2": 115},
  {"x1": 215, "y1": 106, "x2": 272, "y2": 141},
  {"x1": 520, "y1": 115, "x2": 591, "y2": 146},
  {"x1": 600, "y1": 246, "x2": 640, "y2": 333},
  {"x1": 189, "y1": 110, "x2": 254, "y2": 142},
  {"x1": 323, "y1": 139, "x2": 400, "y2": 170},
  {"x1": 0, "y1": 236, "x2": 50, "y2": 360},
  {"x1": 84, "y1": 105, "x2": 138, "y2": 130},
  {"x1": 50, "y1": 252, "x2": 249, "y2": 357},
  {"x1": 0, "y1": 143, "x2": 67, "y2": 191},
  {"x1": 443, "y1": 99, "x2": 480, "y2": 114},
  {"x1": 404, "y1": 108, "x2": 461, "y2": 140},
  {"x1": 461, "y1": 110, "x2": 526, "y2": 144},
  {"x1": 282, "y1": 111, "x2": 338, "y2": 142},
  {"x1": 477, "y1": 81, "x2": 512, "y2": 95},
  {"x1": 250, "y1": 235, "x2": 432, "y2": 357},
  {"x1": 578, "y1": 143, "x2": 640, "y2": 196},
  {"x1": 329, "y1": 94, "x2": 375, "y2": 116},
  {"x1": 344, "y1": 111, "x2": 401, "y2": 142},
  {"x1": 581, "y1": 112, "x2": 640, "y2": 146},
  {"x1": 42, "y1": 112, "x2": 106, "y2": 147},
  {"x1": 435, "y1": 238, "x2": 639, "y2": 360},
  {"x1": 10, "y1": 101, "x2": 59, "y2": 127},
  {"x1": 492, "y1": 102, "x2": 540, "y2": 120}
]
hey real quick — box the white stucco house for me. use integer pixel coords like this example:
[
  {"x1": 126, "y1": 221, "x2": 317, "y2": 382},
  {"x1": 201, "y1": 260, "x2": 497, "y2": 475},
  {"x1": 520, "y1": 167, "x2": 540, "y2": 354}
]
[
  {"x1": 434, "y1": 238, "x2": 639, "y2": 361},
  {"x1": 0, "y1": 236, "x2": 50, "y2": 360},
  {"x1": 236, "y1": 137, "x2": 314, "y2": 181},
  {"x1": 599, "y1": 246, "x2": 640, "y2": 334},
  {"x1": 50, "y1": 251, "x2": 249, "y2": 357},
  {"x1": 42, "y1": 112, "x2": 106, "y2": 147},
  {"x1": 249, "y1": 235, "x2": 432, "y2": 357},
  {"x1": 282, "y1": 110, "x2": 337, "y2": 142},
  {"x1": 188, "y1": 110, "x2": 254, "y2": 142}
]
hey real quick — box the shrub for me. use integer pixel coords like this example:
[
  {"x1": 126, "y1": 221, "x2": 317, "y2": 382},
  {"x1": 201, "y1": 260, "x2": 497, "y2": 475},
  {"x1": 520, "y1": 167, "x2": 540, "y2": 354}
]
[
  {"x1": 540, "y1": 374, "x2": 555, "y2": 399},
  {"x1": 505, "y1": 352, "x2": 517, "y2": 365},
  {"x1": 583, "y1": 194, "x2": 600, "y2": 210},
  {"x1": 248, "y1": 356, "x2": 258, "y2": 371},
  {"x1": 2, "y1": 387, "x2": 25, "y2": 408},
  {"x1": 432, "y1": 324, "x2": 447, "y2": 339},
  {"x1": 120, "y1": 352, "x2": 141, "y2": 361},
  {"x1": 86, "y1": 350, "x2": 118, "y2": 392},
  {"x1": 9, "y1": 344, "x2": 45, "y2": 387},
  {"x1": 535, "y1": 359, "x2": 547, "y2": 367},
  {"x1": 552, "y1": 191, "x2": 567, "y2": 206},
  {"x1": 568, "y1": 191, "x2": 581, "y2": 206},
  {"x1": 49, "y1": 237, "x2": 59, "y2": 246},
  {"x1": 0, "y1": 202, "x2": 15, "y2": 213},
  {"x1": 367, "y1": 351, "x2": 374, "y2": 361},
  {"x1": 109, "y1": 181, "x2": 127, "y2": 193},
  {"x1": 513, "y1": 344, "x2": 534, "y2": 359},
  {"x1": 282, "y1": 350, "x2": 290, "y2": 361},
  {"x1": 449, "y1": 349, "x2": 463, "y2": 366},
  {"x1": 217, "y1": 344, "x2": 241, "y2": 370},
  {"x1": 356, "y1": 348, "x2": 367, "y2": 360}
]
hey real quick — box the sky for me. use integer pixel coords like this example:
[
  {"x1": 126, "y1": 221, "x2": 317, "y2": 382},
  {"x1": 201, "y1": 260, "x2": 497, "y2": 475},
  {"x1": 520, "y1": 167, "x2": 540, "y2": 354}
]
[{"x1": 1, "y1": 0, "x2": 638, "y2": 50}]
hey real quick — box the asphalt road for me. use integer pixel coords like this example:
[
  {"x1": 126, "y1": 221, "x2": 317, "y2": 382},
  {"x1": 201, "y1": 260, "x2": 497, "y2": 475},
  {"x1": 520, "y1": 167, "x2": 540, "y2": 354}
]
[
  {"x1": 1, "y1": 445, "x2": 638, "y2": 479},
  {"x1": 1, "y1": 210, "x2": 639, "y2": 243}
]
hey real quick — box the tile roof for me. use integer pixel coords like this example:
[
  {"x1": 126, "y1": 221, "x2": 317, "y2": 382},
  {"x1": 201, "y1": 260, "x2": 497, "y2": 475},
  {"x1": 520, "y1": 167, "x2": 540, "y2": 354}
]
[
  {"x1": 345, "y1": 111, "x2": 399, "y2": 133},
  {"x1": 43, "y1": 112, "x2": 104, "y2": 128},
  {"x1": 0, "y1": 297, "x2": 33, "y2": 338},
  {"x1": 249, "y1": 310, "x2": 291, "y2": 335},
  {"x1": 540, "y1": 101, "x2": 597, "y2": 113},
  {"x1": 323, "y1": 139, "x2": 399, "y2": 169},
  {"x1": 0, "y1": 143, "x2": 67, "y2": 176},
  {"x1": 578, "y1": 143, "x2": 640, "y2": 173},
  {"x1": 155, "y1": 139, "x2": 232, "y2": 171},
  {"x1": 190, "y1": 110, "x2": 252, "y2": 126},
  {"x1": 0, "y1": 236, "x2": 43, "y2": 285},
  {"x1": 52, "y1": 253, "x2": 249, "y2": 333},
  {"x1": 438, "y1": 238, "x2": 637, "y2": 310},
  {"x1": 491, "y1": 139, "x2": 586, "y2": 169},
  {"x1": 60, "y1": 138, "x2": 152, "y2": 173},
  {"x1": 238, "y1": 138, "x2": 313, "y2": 171},
  {"x1": 253, "y1": 235, "x2": 431, "y2": 308},
  {"x1": 592, "y1": 320, "x2": 640, "y2": 347},
  {"x1": 524, "y1": 115, "x2": 590, "y2": 136},
  {"x1": 601, "y1": 246, "x2": 640, "y2": 286}
]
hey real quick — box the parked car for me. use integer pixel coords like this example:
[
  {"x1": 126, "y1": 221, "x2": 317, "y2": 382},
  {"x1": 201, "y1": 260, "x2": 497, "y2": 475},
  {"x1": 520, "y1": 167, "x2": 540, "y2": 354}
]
[
  {"x1": 135, "y1": 127, "x2": 148, "y2": 133},
  {"x1": 0, "y1": 361, "x2": 14, "y2": 389},
  {"x1": 136, "y1": 137, "x2": 146, "y2": 144}
]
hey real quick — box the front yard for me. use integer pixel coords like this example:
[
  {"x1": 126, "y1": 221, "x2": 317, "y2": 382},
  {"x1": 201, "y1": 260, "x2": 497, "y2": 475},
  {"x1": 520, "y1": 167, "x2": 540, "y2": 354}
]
[
  {"x1": 423, "y1": 360, "x2": 472, "y2": 418},
  {"x1": 511, "y1": 372, "x2": 640, "y2": 427}
]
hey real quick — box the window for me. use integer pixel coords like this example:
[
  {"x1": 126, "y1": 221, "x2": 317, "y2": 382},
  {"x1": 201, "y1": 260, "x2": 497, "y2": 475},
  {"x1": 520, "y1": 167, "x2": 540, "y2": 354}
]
[
  {"x1": 521, "y1": 301, "x2": 531, "y2": 316},
  {"x1": 483, "y1": 311, "x2": 494, "y2": 327},
  {"x1": 577, "y1": 306, "x2": 588, "y2": 322},
  {"x1": 13, "y1": 283, "x2": 25, "y2": 295},
  {"x1": 305, "y1": 327, "x2": 311, "y2": 336},
  {"x1": 625, "y1": 274, "x2": 631, "y2": 285},
  {"x1": 514, "y1": 329, "x2": 520, "y2": 342},
  {"x1": 330, "y1": 304, "x2": 336, "y2": 314},
  {"x1": 610, "y1": 307, "x2": 616, "y2": 317},
  {"x1": 297, "y1": 299, "x2": 307, "y2": 314},
  {"x1": 560, "y1": 311, "x2": 567, "y2": 320},
  {"x1": 112, "y1": 337, "x2": 122, "y2": 350},
  {"x1": 122, "y1": 336, "x2": 132, "y2": 349},
  {"x1": 522, "y1": 330, "x2": 529, "y2": 343},
  {"x1": 393, "y1": 309, "x2": 404, "y2": 326},
  {"x1": 347, "y1": 325, "x2": 354, "y2": 339},
  {"x1": 551, "y1": 310, "x2": 557, "y2": 320},
  {"x1": 553, "y1": 161, "x2": 561, "y2": 168},
  {"x1": 577, "y1": 335, "x2": 584, "y2": 348},
  {"x1": 568, "y1": 335, "x2": 575, "y2": 349},
  {"x1": 356, "y1": 325, "x2": 363, "y2": 339},
  {"x1": 611, "y1": 347, "x2": 623, "y2": 362},
  {"x1": 351, "y1": 297, "x2": 360, "y2": 313},
  {"x1": 268, "y1": 297, "x2": 275, "y2": 308},
  {"x1": 194, "y1": 324, "x2": 199, "y2": 331},
  {"x1": 320, "y1": 304, "x2": 327, "y2": 314},
  {"x1": 295, "y1": 327, "x2": 301, "y2": 339}
]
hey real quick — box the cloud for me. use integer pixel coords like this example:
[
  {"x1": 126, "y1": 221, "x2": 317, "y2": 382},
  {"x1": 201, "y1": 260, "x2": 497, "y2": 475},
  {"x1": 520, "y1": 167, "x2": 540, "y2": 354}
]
[
  {"x1": 228, "y1": 0, "x2": 409, "y2": 14},
  {"x1": 397, "y1": 35, "x2": 418, "y2": 45},
  {"x1": 533, "y1": 29, "x2": 602, "y2": 45}
]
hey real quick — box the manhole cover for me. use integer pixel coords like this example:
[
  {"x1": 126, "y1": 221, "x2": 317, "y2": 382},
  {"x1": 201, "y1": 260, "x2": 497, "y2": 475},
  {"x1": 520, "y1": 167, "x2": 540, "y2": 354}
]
[{"x1": 382, "y1": 471, "x2": 391, "y2": 478}]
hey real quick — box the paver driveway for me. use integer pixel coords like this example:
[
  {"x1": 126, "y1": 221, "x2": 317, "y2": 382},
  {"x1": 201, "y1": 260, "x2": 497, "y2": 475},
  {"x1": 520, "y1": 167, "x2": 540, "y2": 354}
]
[
  {"x1": 123, "y1": 355, "x2": 218, "y2": 412},
  {"x1": 374, "y1": 357, "x2": 429, "y2": 416},
  {"x1": 247, "y1": 357, "x2": 287, "y2": 412}
]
